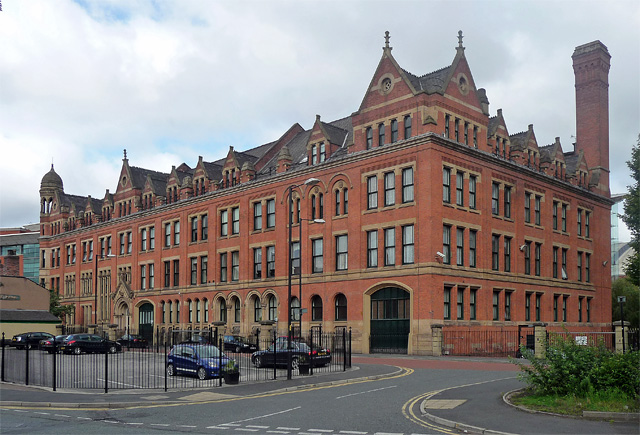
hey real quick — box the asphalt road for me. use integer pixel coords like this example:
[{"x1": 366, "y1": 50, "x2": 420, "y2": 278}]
[{"x1": 1, "y1": 355, "x2": 637, "y2": 434}]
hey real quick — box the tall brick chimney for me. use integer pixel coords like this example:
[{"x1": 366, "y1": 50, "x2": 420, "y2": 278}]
[{"x1": 572, "y1": 41, "x2": 611, "y2": 196}]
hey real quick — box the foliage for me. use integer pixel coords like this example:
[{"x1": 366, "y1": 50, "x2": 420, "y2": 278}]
[
  {"x1": 612, "y1": 277, "x2": 640, "y2": 328},
  {"x1": 512, "y1": 390, "x2": 639, "y2": 415},
  {"x1": 224, "y1": 359, "x2": 238, "y2": 373},
  {"x1": 621, "y1": 135, "x2": 640, "y2": 285},
  {"x1": 513, "y1": 337, "x2": 640, "y2": 399},
  {"x1": 49, "y1": 289, "x2": 73, "y2": 320}
]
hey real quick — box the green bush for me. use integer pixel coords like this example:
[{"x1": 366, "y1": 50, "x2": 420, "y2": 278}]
[{"x1": 514, "y1": 337, "x2": 640, "y2": 399}]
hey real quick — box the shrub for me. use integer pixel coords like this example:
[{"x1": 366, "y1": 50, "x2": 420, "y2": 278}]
[{"x1": 514, "y1": 337, "x2": 640, "y2": 399}]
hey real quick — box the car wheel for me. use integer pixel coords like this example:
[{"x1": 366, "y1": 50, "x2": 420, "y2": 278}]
[
  {"x1": 167, "y1": 364, "x2": 175, "y2": 376},
  {"x1": 27, "y1": 344, "x2": 33, "y2": 350},
  {"x1": 47, "y1": 350, "x2": 54, "y2": 354},
  {"x1": 73, "y1": 347, "x2": 82, "y2": 355},
  {"x1": 235, "y1": 345, "x2": 241, "y2": 353},
  {"x1": 109, "y1": 345, "x2": 118, "y2": 354},
  {"x1": 197, "y1": 367, "x2": 207, "y2": 380},
  {"x1": 291, "y1": 357, "x2": 299, "y2": 370},
  {"x1": 254, "y1": 356, "x2": 262, "y2": 368}
]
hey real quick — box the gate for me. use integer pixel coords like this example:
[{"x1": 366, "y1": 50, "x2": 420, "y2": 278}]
[
  {"x1": 442, "y1": 327, "x2": 520, "y2": 357},
  {"x1": 139, "y1": 303, "x2": 154, "y2": 344},
  {"x1": 369, "y1": 287, "x2": 410, "y2": 353}
]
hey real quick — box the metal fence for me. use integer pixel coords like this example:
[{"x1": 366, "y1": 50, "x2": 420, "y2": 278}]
[
  {"x1": 0, "y1": 329, "x2": 351, "y2": 392},
  {"x1": 546, "y1": 330, "x2": 615, "y2": 351},
  {"x1": 442, "y1": 328, "x2": 521, "y2": 357}
]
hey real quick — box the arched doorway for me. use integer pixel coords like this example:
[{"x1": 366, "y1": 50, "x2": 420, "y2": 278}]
[
  {"x1": 138, "y1": 302, "x2": 154, "y2": 343},
  {"x1": 370, "y1": 287, "x2": 410, "y2": 353}
]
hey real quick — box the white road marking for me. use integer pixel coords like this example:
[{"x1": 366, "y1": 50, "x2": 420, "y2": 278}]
[
  {"x1": 374, "y1": 433, "x2": 403, "y2": 435},
  {"x1": 336, "y1": 386, "x2": 397, "y2": 400},
  {"x1": 178, "y1": 425, "x2": 197, "y2": 428},
  {"x1": 207, "y1": 426, "x2": 230, "y2": 430},
  {"x1": 151, "y1": 423, "x2": 170, "y2": 426},
  {"x1": 308, "y1": 430, "x2": 334, "y2": 433},
  {"x1": 340, "y1": 432, "x2": 368, "y2": 434},
  {"x1": 246, "y1": 426, "x2": 269, "y2": 429},
  {"x1": 13, "y1": 410, "x2": 27, "y2": 413},
  {"x1": 266, "y1": 431, "x2": 290, "y2": 434},
  {"x1": 224, "y1": 407, "x2": 301, "y2": 425},
  {"x1": 234, "y1": 429, "x2": 259, "y2": 432},
  {"x1": 277, "y1": 428, "x2": 300, "y2": 431},
  {"x1": 77, "y1": 417, "x2": 91, "y2": 420},
  {"x1": 35, "y1": 412, "x2": 50, "y2": 415},
  {"x1": 103, "y1": 420, "x2": 119, "y2": 424},
  {"x1": 125, "y1": 422, "x2": 144, "y2": 425},
  {"x1": 54, "y1": 414, "x2": 70, "y2": 418}
]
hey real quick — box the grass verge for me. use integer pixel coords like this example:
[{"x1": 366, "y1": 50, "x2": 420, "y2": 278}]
[{"x1": 511, "y1": 389, "x2": 640, "y2": 416}]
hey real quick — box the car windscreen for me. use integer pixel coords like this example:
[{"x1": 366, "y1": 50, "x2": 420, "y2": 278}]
[{"x1": 196, "y1": 346, "x2": 222, "y2": 358}]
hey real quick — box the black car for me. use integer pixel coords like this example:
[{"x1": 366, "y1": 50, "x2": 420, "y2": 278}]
[
  {"x1": 59, "y1": 334, "x2": 122, "y2": 355},
  {"x1": 39, "y1": 335, "x2": 69, "y2": 353},
  {"x1": 117, "y1": 334, "x2": 148, "y2": 348},
  {"x1": 179, "y1": 334, "x2": 211, "y2": 345},
  {"x1": 223, "y1": 335, "x2": 257, "y2": 353},
  {"x1": 251, "y1": 341, "x2": 331, "y2": 369},
  {"x1": 11, "y1": 332, "x2": 54, "y2": 349}
]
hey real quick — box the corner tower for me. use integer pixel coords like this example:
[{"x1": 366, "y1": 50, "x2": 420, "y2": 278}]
[{"x1": 572, "y1": 41, "x2": 611, "y2": 196}]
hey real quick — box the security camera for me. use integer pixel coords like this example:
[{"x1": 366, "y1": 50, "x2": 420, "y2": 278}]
[
  {"x1": 602, "y1": 261, "x2": 608, "y2": 266},
  {"x1": 519, "y1": 244, "x2": 526, "y2": 251},
  {"x1": 436, "y1": 251, "x2": 446, "y2": 258}
]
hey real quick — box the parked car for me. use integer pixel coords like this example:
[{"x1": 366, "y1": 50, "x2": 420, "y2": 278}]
[
  {"x1": 251, "y1": 341, "x2": 331, "y2": 369},
  {"x1": 39, "y1": 335, "x2": 68, "y2": 353},
  {"x1": 59, "y1": 334, "x2": 122, "y2": 355},
  {"x1": 223, "y1": 335, "x2": 257, "y2": 353},
  {"x1": 11, "y1": 332, "x2": 54, "y2": 349},
  {"x1": 167, "y1": 344, "x2": 237, "y2": 380},
  {"x1": 117, "y1": 334, "x2": 148, "y2": 348}
]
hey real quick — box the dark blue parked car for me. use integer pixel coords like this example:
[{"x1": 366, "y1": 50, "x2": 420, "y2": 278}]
[{"x1": 167, "y1": 344, "x2": 237, "y2": 380}]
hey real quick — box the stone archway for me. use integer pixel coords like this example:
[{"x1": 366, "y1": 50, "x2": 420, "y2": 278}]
[{"x1": 369, "y1": 287, "x2": 410, "y2": 354}]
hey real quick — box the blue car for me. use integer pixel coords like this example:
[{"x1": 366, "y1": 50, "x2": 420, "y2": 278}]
[{"x1": 167, "y1": 344, "x2": 237, "y2": 380}]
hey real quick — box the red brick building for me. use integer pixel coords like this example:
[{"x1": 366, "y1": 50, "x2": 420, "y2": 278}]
[{"x1": 38, "y1": 33, "x2": 613, "y2": 354}]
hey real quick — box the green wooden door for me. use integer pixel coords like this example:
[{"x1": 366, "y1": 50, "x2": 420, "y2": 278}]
[
  {"x1": 139, "y1": 303, "x2": 154, "y2": 344},
  {"x1": 370, "y1": 287, "x2": 410, "y2": 353}
]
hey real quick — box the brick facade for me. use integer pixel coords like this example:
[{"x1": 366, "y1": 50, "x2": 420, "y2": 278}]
[{"x1": 38, "y1": 33, "x2": 613, "y2": 354}]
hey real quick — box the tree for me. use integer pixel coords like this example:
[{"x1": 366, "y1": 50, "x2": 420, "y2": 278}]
[
  {"x1": 621, "y1": 135, "x2": 640, "y2": 285},
  {"x1": 611, "y1": 277, "x2": 639, "y2": 328},
  {"x1": 49, "y1": 289, "x2": 73, "y2": 321}
]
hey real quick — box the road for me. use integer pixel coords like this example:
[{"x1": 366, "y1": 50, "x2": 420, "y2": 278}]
[{"x1": 1, "y1": 356, "x2": 527, "y2": 434}]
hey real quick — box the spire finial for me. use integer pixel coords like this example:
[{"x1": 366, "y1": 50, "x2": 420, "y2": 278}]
[
  {"x1": 457, "y1": 30, "x2": 464, "y2": 48},
  {"x1": 384, "y1": 31, "x2": 391, "y2": 50},
  {"x1": 123, "y1": 149, "x2": 127, "y2": 160}
]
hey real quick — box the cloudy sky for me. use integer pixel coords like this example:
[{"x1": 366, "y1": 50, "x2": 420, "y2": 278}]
[{"x1": 0, "y1": 0, "x2": 637, "y2": 240}]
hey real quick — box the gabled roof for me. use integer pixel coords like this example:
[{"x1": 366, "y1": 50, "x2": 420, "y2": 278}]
[
  {"x1": 129, "y1": 166, "x2": 169, "y2": 190},
  {"x1": 320, "y1": 121, "x2": 349, "y2": 146},
  {"x1": 402, "y1": 65, "x2": 452, "y2": 95}
]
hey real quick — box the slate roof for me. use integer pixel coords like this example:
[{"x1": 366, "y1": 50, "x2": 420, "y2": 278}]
[
  {"x1": 321, "y1": 121, "x2": 349, "y2": 146},
  {"x1": 203, "y1": 161, "x2": 224, "y2": 181},
  {"x1": 0, "y1": 309, "x2": 60, "y2": 323},
  {"x1": 509, "y1": 131, "x2": 528, "y2": 151},
  {"x1": 488, "y1": 116, "x2": 500, "y2": 137},
  {"x1": 539, "y1": 144, "x2": 554, "y2": 163},
  {"x1": 402, "y1": 66, "x2": 451, "y2": 94},
  {"x1": 564, "y1": 152, "x2": 580, "y2": 175},
  {"x1": 130, "y1": 166, "x2": 169, "y2": 190}
]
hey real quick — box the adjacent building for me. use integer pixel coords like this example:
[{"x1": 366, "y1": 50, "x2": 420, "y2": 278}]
[
  {"x1": 0, "y1": 224, "x2": 40, "y2": 283},
  {"x1": 37, "y1": 33, "x2": 613, "y2": 354}
]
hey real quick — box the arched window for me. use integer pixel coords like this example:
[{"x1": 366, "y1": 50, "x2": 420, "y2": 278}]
[
  {"x1": 234, "y1": 297, "x2": 240, "y2": 323},
  {"x1": 311, "y1": 295, "x2": 323, "y2": 321},
  {"x1": 175, "y1": 299, "x2": 180, "y2": 324},
  {"x1": 291, "y1": 297, "x2": 300, "y2": 321},
  {"x1": 195, "y1": 299, "x2": 201, "y2": 323},
  {"x1": 168, "y1": 300, "x2": 173, "y2": 323},
  {"x1": 254, "y1": 297, "x2": 262, "y2": 322},
  {"x1": 162, "y1": 301, "x2": 166, "y2": 323},
  {"x1": 335, "y1": 294, "x2": 347, "y2": 321},
  {"x1": 219, "y1": 298, "x2": 226, "y2": 322},
  {"x1": 188, "y1": 300, "x2": 193, "y2": 323},
  {"x1": 204, "y1": 298, "x2": 209, "y2": 322},
  {"x1": 268, "y1": 294, "x2": 277, "y2": 321}
]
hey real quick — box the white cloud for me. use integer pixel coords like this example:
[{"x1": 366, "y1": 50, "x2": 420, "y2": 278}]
[{"x1": 0, "y1": 0, "x2": 638, "y2": 229}]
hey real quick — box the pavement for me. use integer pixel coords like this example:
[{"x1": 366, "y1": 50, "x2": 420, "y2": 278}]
[{"x1": 1, "y1": 356, "x2": 638, "y2": 435}]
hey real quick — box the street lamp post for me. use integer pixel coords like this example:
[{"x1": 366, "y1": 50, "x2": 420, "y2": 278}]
[{"x1": 287, "y1": 177, "x2": 320, "y2": 380}]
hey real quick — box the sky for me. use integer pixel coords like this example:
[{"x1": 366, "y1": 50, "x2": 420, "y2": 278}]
[{"x1": 0, "y1": 0, "x2": 637, "y2": 241}]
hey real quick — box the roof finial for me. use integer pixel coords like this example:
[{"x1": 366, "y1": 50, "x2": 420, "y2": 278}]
[
  {"x1": 123, "y1": 149, "x2": 127, "y2": 160},
  {"x1": 384, "y1": 30, "x2": 391, "y2": 50},
  {"x1": 457, "y1": 30, "x2": 464, "y2": 48}
]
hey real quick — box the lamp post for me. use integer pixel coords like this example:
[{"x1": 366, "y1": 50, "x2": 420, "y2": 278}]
[
  {"x1": 94, "y1": 253, "x2": 116, "y2": 326},
  {"x1": 287, "y1": 177, "x2": 320, "y2": 380}
]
